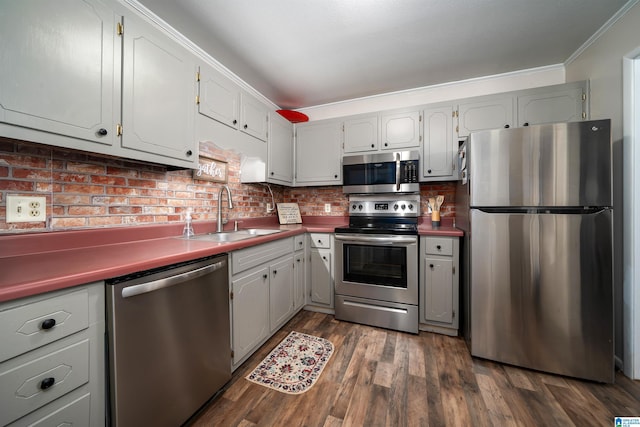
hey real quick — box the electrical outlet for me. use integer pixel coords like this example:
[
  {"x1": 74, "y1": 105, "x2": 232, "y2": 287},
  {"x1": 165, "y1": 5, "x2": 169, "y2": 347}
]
[
  {"x1": 324, "y1": 203, "x2": 331, "y2": 213},
  {"x1": 6, "y1": 195, "x2": 47, "y2": 222}
]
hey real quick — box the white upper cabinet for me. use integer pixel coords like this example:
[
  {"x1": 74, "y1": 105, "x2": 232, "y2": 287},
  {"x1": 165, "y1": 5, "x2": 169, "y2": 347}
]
[
  {"x1": 343, "y1": 115, "x2": 379, "y2": 153},
  {"x1": 240, "y1": 93, "x2": 268, "y2": 142},
  {"x1": 198, "y1": 65, "x2": 240, "y2": 130},
  {"x1": 0, "y1": 0, "x2": 199, "y2": 168},
  {"x1": 380, "y1": 110, "x2": 422, "y2": 150},
  {"x1": 0, "y1": 0, "x2": 119, "y2": 147},
  {"x1": 517, "y1": 83, "x2": 587, "y2": 127},
  {"x1": 268, "y1": 112, "x2": 294, "y2": 185},
  {"x1": 456, "y1": 96, "x2": 514, "y2": 138},
  {"x1": 121, "y1": 13, "x2": 196, "y2": 164},
  {"x1": 422, "y1": 105, "x2": 456, "y2": 181},
  {"x1": 197, "y1": 64, "x2": 268, "y2": 142},
  {"x1": 295, "y1": 120, "x2": 342, "y2": 186}
]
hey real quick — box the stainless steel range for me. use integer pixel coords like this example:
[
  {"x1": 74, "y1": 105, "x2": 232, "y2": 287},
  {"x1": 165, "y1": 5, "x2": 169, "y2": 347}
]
[{"x1": 334, "y1": 194, "x2": 420, "y2": 334}]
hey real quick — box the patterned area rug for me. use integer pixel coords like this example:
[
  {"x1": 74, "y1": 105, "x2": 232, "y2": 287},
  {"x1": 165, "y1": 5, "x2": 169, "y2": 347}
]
[{"x1": 245, "y1": 331, "x2": 334, "y2": 394}]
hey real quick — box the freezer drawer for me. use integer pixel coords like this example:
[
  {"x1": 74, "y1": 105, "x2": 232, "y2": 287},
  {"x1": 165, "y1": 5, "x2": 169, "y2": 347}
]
[{"x1": 469, "y1": 208, "x2": 613, "y2": 382}]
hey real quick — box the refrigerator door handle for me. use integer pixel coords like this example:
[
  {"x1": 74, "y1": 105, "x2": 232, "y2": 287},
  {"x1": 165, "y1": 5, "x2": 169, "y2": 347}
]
[{"x1": 475, "y1": 207, "x2": 611, "y2": 215}]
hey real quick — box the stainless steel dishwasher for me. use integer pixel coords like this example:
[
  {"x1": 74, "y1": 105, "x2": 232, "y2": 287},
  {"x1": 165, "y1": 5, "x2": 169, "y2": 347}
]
[{"x1": 105, "y1": 254, "x2": 230, "y2": 427}]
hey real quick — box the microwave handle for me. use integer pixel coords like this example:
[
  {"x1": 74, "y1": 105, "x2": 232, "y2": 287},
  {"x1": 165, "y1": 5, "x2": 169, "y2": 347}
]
[{"x1": 395, "y1": 152, "x2": 401, "y2": 191}]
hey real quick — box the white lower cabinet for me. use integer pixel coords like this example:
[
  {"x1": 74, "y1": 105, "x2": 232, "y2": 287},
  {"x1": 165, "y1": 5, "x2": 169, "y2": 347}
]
[
  {"x1": 230, "y1": 236, "x2": 305, "y2": 370},
  {"x1": 269, "y1": 256, "x2": 295, "y2": 331},
  {"x1": 419, "y1": 236, "x2": 460, "y2": 336},
  {"x1": 293, "y1": 235, "x2": 307, "y2": 311},
  {"x1": 231, "y1": 267, "x2": 270, "y2": 367},
  {"x1": 0, "y1": 282, "x2": 105, "y2": 427},
  {"x1": 307, "y1": 233, "x2": 334, "y2": 311}
]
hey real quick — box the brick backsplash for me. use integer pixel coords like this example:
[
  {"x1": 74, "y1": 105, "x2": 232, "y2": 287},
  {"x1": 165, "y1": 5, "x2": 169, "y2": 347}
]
[{"x1": 0, "y1": 138, "x2": 456, "y2": 233}]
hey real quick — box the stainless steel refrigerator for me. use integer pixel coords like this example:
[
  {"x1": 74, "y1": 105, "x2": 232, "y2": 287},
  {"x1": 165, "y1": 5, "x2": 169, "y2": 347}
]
[{"x1": 456, "y1": 119, "x2": 614, "y2": 383}]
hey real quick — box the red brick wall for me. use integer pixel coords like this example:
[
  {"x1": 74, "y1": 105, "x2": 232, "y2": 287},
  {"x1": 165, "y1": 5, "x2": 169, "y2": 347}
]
[{"x1": 0, "y1": 138, "x2": 456, "y2": 233}]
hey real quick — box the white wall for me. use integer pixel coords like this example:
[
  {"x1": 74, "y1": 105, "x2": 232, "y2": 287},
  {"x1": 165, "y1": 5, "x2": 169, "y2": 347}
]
[
  {"x1": 565, "y1": 1, "x2": 640, "y2": 378},
  {"x1": 297, "y1": 65, "x2": 565, "y2": 120}
]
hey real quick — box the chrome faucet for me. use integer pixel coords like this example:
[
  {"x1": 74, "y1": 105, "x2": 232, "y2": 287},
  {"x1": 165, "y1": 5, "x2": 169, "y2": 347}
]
[{"x1": 216, "y1": 185, "x2": 234, "y2": 233}]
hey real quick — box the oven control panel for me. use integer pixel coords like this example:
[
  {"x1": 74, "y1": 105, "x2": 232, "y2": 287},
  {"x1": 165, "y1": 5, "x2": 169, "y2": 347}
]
[{"x1": 348, "y1": 194, "x2": 420, "y2": 217}]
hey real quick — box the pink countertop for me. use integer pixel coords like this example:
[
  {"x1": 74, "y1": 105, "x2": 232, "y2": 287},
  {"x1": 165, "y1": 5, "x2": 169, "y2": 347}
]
[
  {"x1": 0, "y1": 215, "x2": 462, "y2": 303},
  {"x1": 417, "y1": 217, "x2": 464, "y2": 237}
]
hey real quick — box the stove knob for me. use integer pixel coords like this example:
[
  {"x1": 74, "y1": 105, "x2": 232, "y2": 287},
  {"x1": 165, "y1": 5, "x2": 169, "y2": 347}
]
[
  {"x1": 408, "y1": 204, "x2": 414, "y2": 210},
  {"x1": 352, "y1": 204, "x2": 357, "y2": 210},
  {"x1": 394, "y1": 204, "x2": 399, "y2": 210},
  {"x1": 358, "y1": 204, "x2": 363, "y2": 210},
  {"x1": 401, "y1": 204, "x2": 406, "y2": 210}
]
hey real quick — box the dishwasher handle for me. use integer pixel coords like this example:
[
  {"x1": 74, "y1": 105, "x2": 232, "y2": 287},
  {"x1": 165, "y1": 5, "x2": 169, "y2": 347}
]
[{"x1": 121, "y1": 260, "x2": 226, "y2": 298}]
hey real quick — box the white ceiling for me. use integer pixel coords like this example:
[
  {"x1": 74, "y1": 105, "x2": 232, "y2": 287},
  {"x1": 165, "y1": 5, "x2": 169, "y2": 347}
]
[{"x1": 138, "y1": 0, "x2": 632, "y2": 109}]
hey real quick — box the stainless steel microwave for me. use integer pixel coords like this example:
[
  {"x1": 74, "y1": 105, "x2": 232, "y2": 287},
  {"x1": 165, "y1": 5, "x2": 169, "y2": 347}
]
[{"x1": 342, "y1": 151, "x2": 420, "y2": 194}]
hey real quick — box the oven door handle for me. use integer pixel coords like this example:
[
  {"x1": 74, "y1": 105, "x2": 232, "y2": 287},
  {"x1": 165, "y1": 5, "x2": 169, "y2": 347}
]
[
  {"x1": 335, "y1": 234, "x2": 416, "y2": 244},
  {"x1": 395, "y1": 152, "x2": 401, "y2": 191}
]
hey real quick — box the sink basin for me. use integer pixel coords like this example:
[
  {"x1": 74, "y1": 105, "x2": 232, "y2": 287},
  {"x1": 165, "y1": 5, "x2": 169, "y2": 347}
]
[{"x1": 182, "y1": 228, "x2": 283, "y2": 243}]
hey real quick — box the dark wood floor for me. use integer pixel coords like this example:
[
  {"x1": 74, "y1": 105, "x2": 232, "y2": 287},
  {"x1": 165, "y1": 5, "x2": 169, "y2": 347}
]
[{"x1": 191, "y1": 310, "x2": 640, "y2": 426}]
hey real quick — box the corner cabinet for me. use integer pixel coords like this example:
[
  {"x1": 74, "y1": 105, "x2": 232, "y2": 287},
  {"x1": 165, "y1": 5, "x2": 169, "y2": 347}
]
[
  {"x1": 295, "y1": 120, "x2": 342, "y2": 186},
  {"x1": 197, "y1": 64, "x2": 268, "y2": 142},
  {"x1": 267, "y1": 112, "x2": 294, "y2": 185},
  {"x1": 419, "y1": 236, "x2": 460, "y2": 336},
  {"x1": 0, "y1": 282, "x2": 105, "y2": 426}
]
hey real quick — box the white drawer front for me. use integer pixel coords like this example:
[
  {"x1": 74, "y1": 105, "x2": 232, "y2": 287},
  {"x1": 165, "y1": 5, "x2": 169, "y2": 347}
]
[
  {"x1": 0, "y1": 339, "x2": 90, "y2": 426},
  {"x1": 309, "y1": 233, "x2": 331, "y2": 249},
  {"x1": 0, "y1": 290, "x2": 89, "y2": 363},
  {"x1": 8, "y1": 392, "x2": 90, "y2": 427},
  {"x1": 293, "y1": 235, "x2": 305, "y2": 251},
  {"x1": 231, "y1": 237, "x2": 292, "y2": 275},
  {"x1": 424, "y1": 237, "x2": 453, "y2": 256}
]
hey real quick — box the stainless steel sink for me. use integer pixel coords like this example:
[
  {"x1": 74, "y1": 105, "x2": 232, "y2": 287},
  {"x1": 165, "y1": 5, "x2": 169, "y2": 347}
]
[{"x1": 182, "y1": 228, "x2": 283, "y2": 242}]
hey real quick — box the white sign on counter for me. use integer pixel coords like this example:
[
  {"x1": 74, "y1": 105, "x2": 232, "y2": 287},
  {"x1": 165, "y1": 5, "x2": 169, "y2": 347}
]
[{"x1": 277, "y1": 203, "x2": 302, "y2": 224}]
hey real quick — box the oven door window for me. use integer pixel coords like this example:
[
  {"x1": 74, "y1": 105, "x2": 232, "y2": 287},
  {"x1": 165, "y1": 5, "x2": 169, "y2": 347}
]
[
  {"x1": 343, "y1": 243, "x2": 407, "y2": 288},
  {"x1": 343, "y1": 162, "x2": 396, "y2": 186}
]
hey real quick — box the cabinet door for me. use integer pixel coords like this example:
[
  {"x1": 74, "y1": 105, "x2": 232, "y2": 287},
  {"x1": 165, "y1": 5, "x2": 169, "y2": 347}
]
[
  {"x1": 240, "y1": 94, "x2": 268, "y2": 142},
  {"x1": 422, "y1": 106, "x2": 455, "y2": 180},
  {"x1": 343, "y1": 115, "x2": 378, "y2": 153},
  {"x1": 294, "y1": 253, "x2": 306, "y2": 310},
  {"x1": 0, "y1": 0, "x2": 119, "y2": 146},
  {"x1": 121, "y1": 15, "x2": 196, "y2": 164},
  {"x1": 517, "y1": 87, "x2": 585, "y2": 127},
  {"x1": 232, "y1": 268, "x2": 269, "y2": 364},
  {"x1": 380, "y1": 110, "x2": 421, "y2": 149},
  {"x1": 198, "y1": 65, "x2": 240, "y2": 130},
  {"x1": 269, "y1": 257, "x2": 294, "y2": 332},
  {"x1": 457, "y1": 97, "x2": 514, "y2": 138},
  {"x1": 309, "y1": 249, "x2": 332, "y2": 306},
  {"x1": 295, "y1": 121, "x2": 342, "y2": 185},
  {"x1": 423, "y1": 257, "x2": 454, "y2": 324},
  {"x1": 268, "y1": 112, "x2": 294, "y2": 185}
]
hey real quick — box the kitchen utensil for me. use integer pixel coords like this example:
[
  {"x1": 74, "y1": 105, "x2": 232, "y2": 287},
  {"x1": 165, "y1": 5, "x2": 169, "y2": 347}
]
[{"x1": 430, "y1": 196, "x2": 441, "y2": 227}]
